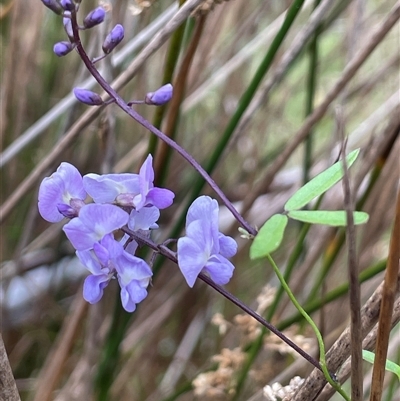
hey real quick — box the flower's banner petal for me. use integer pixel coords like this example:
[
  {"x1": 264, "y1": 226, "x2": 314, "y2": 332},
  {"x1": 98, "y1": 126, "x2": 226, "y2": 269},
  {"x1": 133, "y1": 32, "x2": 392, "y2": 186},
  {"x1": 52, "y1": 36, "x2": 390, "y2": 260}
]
[
  {"x1": 146, "y1": 188, "x2": 175, "y2": 209},
  {"x1": 177, "y1": 236, "x2": 208, "y2": 287},
  {"x1": 218, "y1": 233, "x2": 238, "y2": 258},
  {"x1": 83, "y1": 173, "x2": 139, "y2": 203},
  {"x1": 128, "y1": 206, "x2": 160, "y2": 231},
  {"x1": 185, "y1": 219, "x2": 210, "y2": 253},
  {"x1": 57, "y1": 162, "x2": 86, "y2": 200},
  {"x1": 63, "y1": 217, "x2": 98, "y2": 251},
  {"x1": 76, "y1": 249, "x2": 103, "y2": 275},
  {"x1": 284, "y1": 149, "x2": 360, "y2": 211},
  {"x1": 83, "y1": 274, "x2": 110, "y2": 304},
  {"x1": 79, "y1": 204, "x2": 129, "y2": 235},
  {"x1": 38, "y1": 174, "x2": 66, "y2": 222},
  {"x1": 115, "y1": 252, "x2": 152, "y2": 286},
  {"x1": 186, "y1": 196, "x2": 218, "y2": 228},
  {"x1": 204, "y1": 255, "x2": 235, "y2": 285}
]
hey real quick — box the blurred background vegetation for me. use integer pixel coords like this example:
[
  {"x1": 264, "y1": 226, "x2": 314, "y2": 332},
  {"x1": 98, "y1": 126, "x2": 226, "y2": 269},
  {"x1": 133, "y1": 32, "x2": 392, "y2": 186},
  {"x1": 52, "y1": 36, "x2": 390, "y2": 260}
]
[{"x1": 0, "y1": 0, "x2": 399, "y2": 400}]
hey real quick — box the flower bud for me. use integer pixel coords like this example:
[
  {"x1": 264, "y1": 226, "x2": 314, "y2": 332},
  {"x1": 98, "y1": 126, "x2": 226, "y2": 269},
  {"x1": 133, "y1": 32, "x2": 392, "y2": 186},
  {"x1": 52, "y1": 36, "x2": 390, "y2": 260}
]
[
  {"x1": 53, "y1": 41, "x2": 74, "y2": 57},
  {"x1": 60, "y1": 0, "x2": 75, "y2": 11},
  {"x1": 63, "y1": 13, "x2": 74, "y2": 41},
  {"x1": 41, "y1": 0, "x2": 64, "y2": 14},
  {"x1": 145, "y1": 84, "x2": 173, "y2": 106},
  {"x1": 83, "y1": 7, "x2": 106, "y2": 29},
  {"x1": 73, "y1": 88, "x2": 104, "y2": 106},
  {"x1": 102, "y1": 24, "x2": 124, "y2": 54}
]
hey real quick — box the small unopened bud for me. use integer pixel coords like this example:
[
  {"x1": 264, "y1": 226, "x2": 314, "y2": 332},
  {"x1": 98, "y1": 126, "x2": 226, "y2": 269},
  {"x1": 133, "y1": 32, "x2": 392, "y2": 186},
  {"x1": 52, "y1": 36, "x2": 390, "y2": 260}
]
[
  {"x1": 145, "y1": 84, "x2": 173, "y2": 106},
  {"x1": 53, "y1": 41, "x2": 74, "y2": 57},
  {"x1": 83, "y1": 7, "x2": 106, "y2": 29},
  {"x1": 63, "y1": 13, "x2": 74, "y2": 41},
  {"x1": 73, "y1": 88, "x2": 104, "y2": 106},
  {"x1": 41, "y1": 0, "x2": 64, "y2": 14},
  {"x1": 102, "y1": 24, "x2": 124, "y2": 54},
  {"x1": 60, "y1": 0, "x2": 75, "y2": 11}
]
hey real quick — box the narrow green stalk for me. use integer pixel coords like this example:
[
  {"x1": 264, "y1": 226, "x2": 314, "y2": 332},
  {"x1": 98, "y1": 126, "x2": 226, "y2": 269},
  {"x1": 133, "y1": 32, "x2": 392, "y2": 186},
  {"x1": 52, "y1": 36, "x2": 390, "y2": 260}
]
[
  {"x1": 266, "y1": 254, "x2": 350, "y2": 401},
  {"x1": 277, "y1": 259, "x2": 387, "y2": 330}
]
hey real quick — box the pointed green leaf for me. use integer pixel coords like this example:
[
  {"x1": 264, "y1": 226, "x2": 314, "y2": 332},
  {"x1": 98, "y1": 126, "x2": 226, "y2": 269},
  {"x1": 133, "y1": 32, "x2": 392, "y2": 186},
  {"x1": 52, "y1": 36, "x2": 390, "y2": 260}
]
[
  {"x1": 287, "y1": 210, "x2": 369, "y2": 226},
  {"x1": 362, "y1": 350, "x2": 400, "y2": 381},
  {"x1": 250, "y1": 214, "x2": 288, "y2": 259},
  {"x1": 284, "y1": 149, "x2": 360, "y2": 211}
]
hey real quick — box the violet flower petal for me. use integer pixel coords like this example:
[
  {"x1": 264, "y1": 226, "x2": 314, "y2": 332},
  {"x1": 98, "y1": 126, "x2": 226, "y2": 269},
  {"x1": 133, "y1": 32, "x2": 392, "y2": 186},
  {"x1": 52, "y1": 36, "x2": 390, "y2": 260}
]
[{"x1": 83, "y1": 274, "x2": 110, "y2": 304}]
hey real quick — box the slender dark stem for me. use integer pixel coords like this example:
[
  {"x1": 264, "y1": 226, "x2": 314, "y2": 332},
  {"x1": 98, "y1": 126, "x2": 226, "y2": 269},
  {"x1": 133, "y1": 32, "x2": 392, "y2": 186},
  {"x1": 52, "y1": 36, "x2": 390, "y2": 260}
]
[
  {"x1": 123, "y1": 227, "x2": 323, "y2": 373},
  {"x1": 69, "y1": 11, "x2": 256, "y2": 237}
]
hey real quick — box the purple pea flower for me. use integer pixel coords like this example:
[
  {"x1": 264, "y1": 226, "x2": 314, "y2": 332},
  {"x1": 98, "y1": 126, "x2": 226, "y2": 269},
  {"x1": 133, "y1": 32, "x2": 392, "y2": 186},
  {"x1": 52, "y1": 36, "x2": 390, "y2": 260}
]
[
  {"x1": 145, "y1": 84, "x2": 173, "y2": 106},
  {"x1": 78, "y1": 234, "x2": 152, "y2": 312},
  {"x1": 63, "y1": 203, "x2": 129, "y2": 251},
  {"x1": 38, "y1": 162, "x2": 86, "y2": 223},
  {"x1": 53, "y1": 41, "x2": 74, "y2": 57},
  {"x1": 83, "y1": 154, "x2": 174, "y2": 210},
  {"x1": 102, "y1": 24, "x2": 124, "y2": 54},
  {"x1": 83, "y1": 7, "x2": 106, "y2": 29},
  {"x1": 73, "y1": 88, "x2": 104, "y2": 106},
  {"x1": 177, "y1": 196, "x2": 237, "y2": 288}
]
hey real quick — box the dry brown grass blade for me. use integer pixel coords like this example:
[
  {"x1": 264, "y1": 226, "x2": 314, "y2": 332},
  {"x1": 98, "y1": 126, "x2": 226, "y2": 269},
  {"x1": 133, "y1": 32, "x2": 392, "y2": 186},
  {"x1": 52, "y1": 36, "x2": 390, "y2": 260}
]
[
  {"x1": 0, "y1": 333, "x2": 20, "y2": 401},
  {"x1": 337, "y1": 106, "x2": 363, "y2": 401},
  {"x1": 236, "y1": 2, "x2": 400, "y2": 224},
  {"x1": 32, "y1": 292, "x2": 88, "y2": 401},
  {"x1": 369, "y1": 186, "x2": 400, "y2": 401}
]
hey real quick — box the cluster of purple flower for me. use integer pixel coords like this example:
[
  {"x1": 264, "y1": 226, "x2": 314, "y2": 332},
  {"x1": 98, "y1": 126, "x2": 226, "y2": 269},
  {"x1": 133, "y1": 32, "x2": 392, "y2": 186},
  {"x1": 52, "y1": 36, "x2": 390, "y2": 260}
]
[{"x1": 38, "y1": 156, "x2": 237, "y2": 312}]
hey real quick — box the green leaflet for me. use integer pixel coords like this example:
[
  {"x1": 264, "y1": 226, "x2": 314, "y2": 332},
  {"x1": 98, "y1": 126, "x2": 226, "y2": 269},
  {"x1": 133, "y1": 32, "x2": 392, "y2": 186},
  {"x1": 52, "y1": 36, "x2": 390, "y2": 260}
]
[
  {"x1": 250, "y1": 214, "x2": 288, "y2": 259},
  {"x1": 287, "y1": 210, "x2": 369, "y2": 226},
  {"x1": 284, "y1": 149, "x2": 360, "y2": 211}
]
